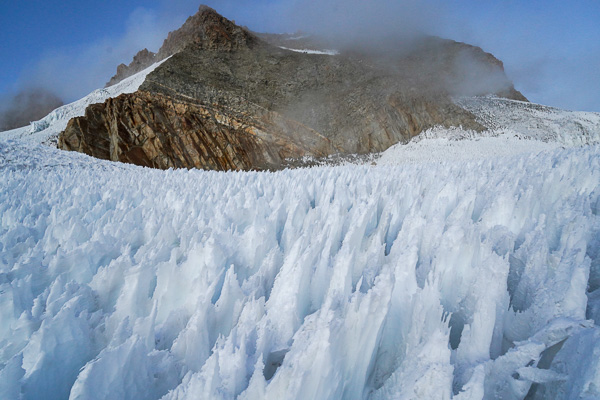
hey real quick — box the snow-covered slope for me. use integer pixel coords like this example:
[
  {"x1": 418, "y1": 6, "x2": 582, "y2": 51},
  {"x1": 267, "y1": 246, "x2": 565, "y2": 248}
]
[
  {"x1": 0, "y1": 59, "x2": 168, "y2": 145},
  {"x1": 377, "y1": 127, "x2": 561, "y2": 165},
  {"x1": 1, "y1": 137, "x2": 599, "y2": 399},
  {"x1": 377, "y1": 96, "x2": 600, "y2": 166},
  {"x1": 458, "y1": 96, "x2": 600, "y2": 146}
]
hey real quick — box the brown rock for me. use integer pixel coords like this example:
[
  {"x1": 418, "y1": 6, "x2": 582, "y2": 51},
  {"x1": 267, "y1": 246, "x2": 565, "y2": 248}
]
[
  {"x1": 58, "y1": 91, "x2": 335, "y2": 171},
  {"x1": 157, "y1": 5, "x2": 257, "y2": 57},
  {"x1": 139, "y1": 43, "x2": 490, "y2": 155}
]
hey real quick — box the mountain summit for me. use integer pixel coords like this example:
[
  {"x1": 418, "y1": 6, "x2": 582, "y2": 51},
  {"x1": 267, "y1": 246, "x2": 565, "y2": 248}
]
[
  {"x1": 106, "y1": 6, "x2": 257, "y2": 86},
  {"x1": 62, "y1": 6, "x2": 527, "y2": 171},
  {"x1": 158, "y1": 5, "x2": 257, "y2": 54}
]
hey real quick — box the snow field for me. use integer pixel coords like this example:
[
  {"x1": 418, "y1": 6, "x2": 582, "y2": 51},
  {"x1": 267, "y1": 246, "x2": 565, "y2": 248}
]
[
  {"x1": 379, "y1": 97, "x2": 600, "y2": 166},
  {"x1": 377, "y1": 128, "x2": 562, "y2": 165},
  {"x1": 457, "y1": 96, "x2": 600, "y2": 146},
  {"x1": 1, "y1": 141, "x2": 599, "y2": 399}
]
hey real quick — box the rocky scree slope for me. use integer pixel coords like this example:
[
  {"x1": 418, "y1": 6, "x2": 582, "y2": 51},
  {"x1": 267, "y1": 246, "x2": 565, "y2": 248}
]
[{"x1": 60, "y1": 5, "x2": 527, "y2": 171}]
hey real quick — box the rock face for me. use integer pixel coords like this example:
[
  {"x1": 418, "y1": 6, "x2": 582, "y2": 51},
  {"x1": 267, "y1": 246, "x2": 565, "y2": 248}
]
[
  {"x1": 156, "y1": 5, "x2": 257, "y2": 56},
  {"x1": 106, "y1": 6, "x2": 256, "y2": 87},
  {"x1": 59, "y1": 91, "x2": 334, "y2": 170},
  {"x1": 62, "y1": 5, "x2": 528, "y2": 171},
  {"x1": 106, "y1": 49, "x2": 157, "y2": 87}
]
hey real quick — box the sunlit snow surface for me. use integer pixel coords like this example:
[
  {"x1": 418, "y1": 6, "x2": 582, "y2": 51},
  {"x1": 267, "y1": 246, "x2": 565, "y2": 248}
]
[
  {"x1": 1, "y1": 81, "x2": 600, "y2": 399},
  {"x1": 458, "y1": 96, "x2": 600, "y2": 145},
  {"x1": 1, "y1": 134, "x2": 600, "y2": 399},
  {"x1": 379, "y1": 97, "x2": 600, "y2": 166}
]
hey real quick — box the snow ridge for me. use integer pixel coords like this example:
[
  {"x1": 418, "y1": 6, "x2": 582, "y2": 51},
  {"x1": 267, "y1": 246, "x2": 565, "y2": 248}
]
[
  {"x1": 1, "y1": 141, "x2": 599, "y2": 399},
  {"x1": 0, "y1": 59, "x2": 168, "y2": 145},
  {"x1": 377, "y1": 128, "x2": 561, "y2": 165}
]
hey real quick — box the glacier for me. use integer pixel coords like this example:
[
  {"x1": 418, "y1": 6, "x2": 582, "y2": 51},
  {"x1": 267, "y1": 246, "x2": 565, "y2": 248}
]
[
  {"x1": 0, "y1": 132, "x2": 599, "y2": 399},
  {"x1": 1, "y1": 58, "x2": 600, "y2": 399}
]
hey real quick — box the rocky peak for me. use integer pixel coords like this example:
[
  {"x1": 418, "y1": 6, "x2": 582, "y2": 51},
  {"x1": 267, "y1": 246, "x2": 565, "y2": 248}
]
[
  {"x1": 106, "y1": 48, "x2": 157, "y2": 87},
  {"x1": 106, "y1": 5, "x2": 258, "y2": 87},
  {"x1": 157, "y1": 5, "x2": 257, "y2": 57}
]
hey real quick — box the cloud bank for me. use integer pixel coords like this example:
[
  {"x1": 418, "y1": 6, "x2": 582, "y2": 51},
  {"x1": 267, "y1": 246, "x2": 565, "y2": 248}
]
[{"x1": 0, "y1": 88, "x2": 63, "y2": 131}]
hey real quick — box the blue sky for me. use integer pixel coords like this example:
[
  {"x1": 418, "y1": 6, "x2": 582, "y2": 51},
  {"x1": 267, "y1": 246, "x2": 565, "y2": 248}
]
[{"x1": 1, "y1": 0, "x2": 599, "y2": 111}]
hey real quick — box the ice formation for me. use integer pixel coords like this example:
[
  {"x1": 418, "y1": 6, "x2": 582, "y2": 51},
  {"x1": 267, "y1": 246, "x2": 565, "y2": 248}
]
[{"x1": 1, "y1": 124, "x2": 599, "y2": 398}]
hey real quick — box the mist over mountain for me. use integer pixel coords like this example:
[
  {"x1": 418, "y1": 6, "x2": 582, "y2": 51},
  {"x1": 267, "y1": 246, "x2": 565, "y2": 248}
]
[
  {"x1": 0, "y1": 88, "x2": 63, "y2": 131},
  {"x1": 59, "y1": 6, "x2": 525, "y2": 171}
]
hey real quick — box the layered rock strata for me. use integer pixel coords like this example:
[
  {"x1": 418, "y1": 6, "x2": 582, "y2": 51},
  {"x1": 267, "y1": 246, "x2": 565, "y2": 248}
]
[{"x1": 59, "y1": 91, "x2": 334, "y2": 170}]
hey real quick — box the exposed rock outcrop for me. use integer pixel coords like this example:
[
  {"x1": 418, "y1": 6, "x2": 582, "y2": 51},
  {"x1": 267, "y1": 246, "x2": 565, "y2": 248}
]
[
  {"x1": 58, "y1": 91, "x2": 334, "y2": 170},
  {"x1": 136, "y1": 34, "x2": 509, "y2": 154},
  {"x1": 106, "y1": 49, "x2": 157, "y2": 87}
]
